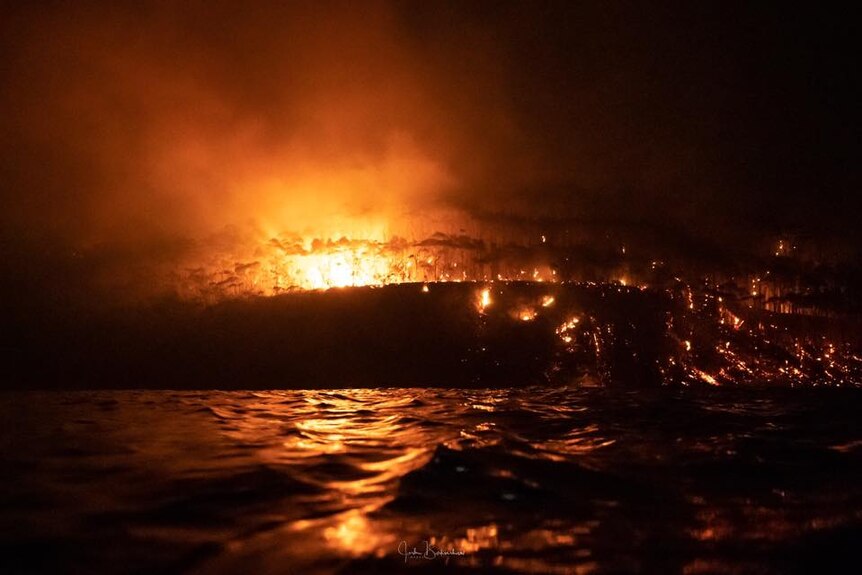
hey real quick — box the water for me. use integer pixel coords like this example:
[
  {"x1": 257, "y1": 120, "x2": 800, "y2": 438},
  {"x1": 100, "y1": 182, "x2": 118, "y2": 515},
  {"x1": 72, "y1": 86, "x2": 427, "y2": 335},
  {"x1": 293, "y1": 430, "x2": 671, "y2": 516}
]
[{"x1": 1, "y1": 388, "x2": 861, "y2": 574}]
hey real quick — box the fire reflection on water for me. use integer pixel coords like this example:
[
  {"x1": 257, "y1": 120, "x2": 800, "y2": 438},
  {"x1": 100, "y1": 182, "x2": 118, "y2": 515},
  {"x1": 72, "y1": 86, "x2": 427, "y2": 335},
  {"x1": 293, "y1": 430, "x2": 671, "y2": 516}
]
[
  {"x1": 152, "y1": 388, "x2": 860, "y2": 575},
  {"x1": 3, "y1": 389, "x2": 860, "y2": 574},
  {"x1": 201, "y1": 388, "x2": 631, "y2": 568}
]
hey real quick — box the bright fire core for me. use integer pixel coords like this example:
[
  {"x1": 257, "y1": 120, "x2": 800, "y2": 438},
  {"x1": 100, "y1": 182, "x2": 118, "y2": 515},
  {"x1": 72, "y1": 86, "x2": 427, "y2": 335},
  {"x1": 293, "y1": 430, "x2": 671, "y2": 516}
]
[
  {"x1": 180, "y1": 226, "x2": 563, "y2": 300},
  {"x1": 299, "y1": 249, "x2": 392, "y2": 290}
]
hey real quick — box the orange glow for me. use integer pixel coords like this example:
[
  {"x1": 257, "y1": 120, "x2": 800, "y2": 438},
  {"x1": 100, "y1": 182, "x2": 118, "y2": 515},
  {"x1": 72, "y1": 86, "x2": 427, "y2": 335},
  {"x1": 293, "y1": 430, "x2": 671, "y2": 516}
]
[
  {"x1": 322, "y1": 511, "x2": 383, "y2": 556},
  {"x1": 555, "y1": 316, "x2": 581, "y2": 344},
  {"x1": 694, "y1": 369, "x2": 720, "y2": 386},
  {"x1": 557, "y1": 317, "x2": 580, "y2": 332},
  {"x1": 298, "y1": 250, "x2": 389, "y2": 289},
  {"x1": 515, "y1": 307, "x2": 537, "y2": 321},
  {"x1": 169, "y1": 217, "x2": 580, "y2": 298},
  {"x1": 477, "y1": 287, "x2": 492, "y2": 313}
]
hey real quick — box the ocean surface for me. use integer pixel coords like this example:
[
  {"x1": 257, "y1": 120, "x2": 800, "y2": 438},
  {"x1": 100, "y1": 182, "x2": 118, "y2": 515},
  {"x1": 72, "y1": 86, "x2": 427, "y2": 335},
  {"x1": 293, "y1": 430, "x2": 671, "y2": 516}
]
[{"x1": 1, "y1": 387, "x2": 861, "y2": 574}]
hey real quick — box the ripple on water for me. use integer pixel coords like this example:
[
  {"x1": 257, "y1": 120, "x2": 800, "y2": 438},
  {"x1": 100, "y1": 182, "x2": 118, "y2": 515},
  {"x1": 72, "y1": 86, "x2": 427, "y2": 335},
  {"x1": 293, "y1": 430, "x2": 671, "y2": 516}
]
[{"x1": 0, "y1": 387, "x2": 860, "y2": 575}]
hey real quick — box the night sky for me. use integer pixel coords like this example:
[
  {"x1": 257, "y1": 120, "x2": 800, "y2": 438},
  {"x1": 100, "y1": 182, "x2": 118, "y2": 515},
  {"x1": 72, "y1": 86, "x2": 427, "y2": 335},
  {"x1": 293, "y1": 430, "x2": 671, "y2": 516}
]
[{"x1": 1, "y1": 1, "x2": 859, "y2": 304}]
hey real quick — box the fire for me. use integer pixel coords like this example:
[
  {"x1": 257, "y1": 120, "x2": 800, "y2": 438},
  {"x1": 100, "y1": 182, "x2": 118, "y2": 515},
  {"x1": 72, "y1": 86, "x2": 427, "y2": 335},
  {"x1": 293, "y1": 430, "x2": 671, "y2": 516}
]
[
  {"x1": 515, "y1": 307, "x2": 537, "y2": 322},
  {"x1": 178, "y1": 218, "x2": 579, "y2": 299},
  {"x1": 694, "y1": 369, "x2": 720, "y2": 386},
  {"x1": 477, "y1": 287, "x2": 492, "y2": 312},
  {"x1": 301, "y1": 251, "x2": 388, "y2": 289},
  {"x1": 555, "y1": 316, "x2": 580, "y2": 344},
  {"x1": 556, "y1": 317, "x2": 580, "y2": 333}
]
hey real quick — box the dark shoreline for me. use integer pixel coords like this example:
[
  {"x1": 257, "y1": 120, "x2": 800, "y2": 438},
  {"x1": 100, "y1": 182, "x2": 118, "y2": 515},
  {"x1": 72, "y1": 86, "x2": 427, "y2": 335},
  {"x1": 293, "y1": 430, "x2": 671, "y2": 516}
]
[{"x1": 4, "y1": 281, "x2": 860, "y2": 390}]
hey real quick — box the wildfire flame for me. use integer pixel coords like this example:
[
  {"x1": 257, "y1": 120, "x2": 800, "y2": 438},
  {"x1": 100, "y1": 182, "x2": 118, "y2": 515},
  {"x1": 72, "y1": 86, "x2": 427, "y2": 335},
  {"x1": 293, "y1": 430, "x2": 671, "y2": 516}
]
[
  {"x1": 477, "y1": 288, "x2": 492, "y2": 313},
  {"x1": 170, "y1": 212, "x2": 599, "y2": 300}
]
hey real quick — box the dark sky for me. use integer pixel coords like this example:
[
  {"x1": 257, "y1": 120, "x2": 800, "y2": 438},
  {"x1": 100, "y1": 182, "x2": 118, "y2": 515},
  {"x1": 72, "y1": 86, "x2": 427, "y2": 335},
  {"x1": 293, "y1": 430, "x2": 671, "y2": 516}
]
[{"x1": 1, "y1": 1, "x2": 859, "y2": 300}]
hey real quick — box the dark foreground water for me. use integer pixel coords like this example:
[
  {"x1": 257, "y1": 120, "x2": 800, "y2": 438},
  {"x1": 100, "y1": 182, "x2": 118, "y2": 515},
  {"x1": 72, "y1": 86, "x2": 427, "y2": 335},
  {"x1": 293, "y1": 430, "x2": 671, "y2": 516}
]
[{"x1": 1, "y1": 388, "x2": 861, "y2": 574}]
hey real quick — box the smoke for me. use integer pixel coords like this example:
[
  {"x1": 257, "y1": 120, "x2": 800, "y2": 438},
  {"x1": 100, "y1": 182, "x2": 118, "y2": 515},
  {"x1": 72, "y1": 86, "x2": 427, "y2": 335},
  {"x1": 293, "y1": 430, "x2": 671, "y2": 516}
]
[
  {"x1": 1, "y1": 2, "x2": 857, "y2": 303},
  {"x1": 3, "y1": 3, "x2": 457, "y2": 238},
  {"x1": 0, "y1": 1, "x2": 544, "y2": 302}
]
